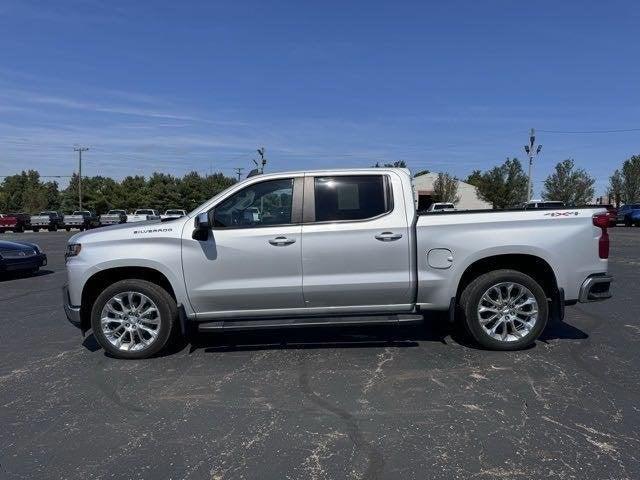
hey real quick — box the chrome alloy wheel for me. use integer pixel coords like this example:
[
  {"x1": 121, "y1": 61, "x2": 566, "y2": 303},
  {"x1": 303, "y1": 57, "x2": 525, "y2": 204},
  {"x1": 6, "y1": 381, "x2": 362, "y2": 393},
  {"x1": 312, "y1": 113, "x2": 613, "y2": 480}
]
[
  {"x1": 100, "y1": 291, "x2": 161, "y2": 352},
  {"x1": 477, "y1": 282, "x2": 539, "y2": 342}
]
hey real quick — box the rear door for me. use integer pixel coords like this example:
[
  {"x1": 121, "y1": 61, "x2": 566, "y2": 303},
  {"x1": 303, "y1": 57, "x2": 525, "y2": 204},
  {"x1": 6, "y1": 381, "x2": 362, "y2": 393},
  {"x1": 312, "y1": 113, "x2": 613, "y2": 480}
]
[{"x1": 301, "y1": 172, "x2": 413, "y2": 310}]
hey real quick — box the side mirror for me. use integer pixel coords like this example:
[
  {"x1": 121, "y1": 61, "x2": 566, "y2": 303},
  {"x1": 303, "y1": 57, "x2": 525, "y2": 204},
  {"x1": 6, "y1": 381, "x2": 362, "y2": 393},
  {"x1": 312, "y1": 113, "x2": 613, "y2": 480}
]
[
  {"x1": 194, "y1": 212, "x2": 211, "y2": 230},
  {"x1": 193, "y1": 212, "x2": 211, "y2": 241}
]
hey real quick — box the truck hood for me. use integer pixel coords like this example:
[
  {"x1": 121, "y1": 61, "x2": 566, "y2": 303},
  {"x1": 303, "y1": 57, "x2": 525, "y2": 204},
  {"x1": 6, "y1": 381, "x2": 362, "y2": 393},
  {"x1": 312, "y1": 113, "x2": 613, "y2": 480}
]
[{"x1": 69, "y1": 217, "x2": 187, "y2": 244}]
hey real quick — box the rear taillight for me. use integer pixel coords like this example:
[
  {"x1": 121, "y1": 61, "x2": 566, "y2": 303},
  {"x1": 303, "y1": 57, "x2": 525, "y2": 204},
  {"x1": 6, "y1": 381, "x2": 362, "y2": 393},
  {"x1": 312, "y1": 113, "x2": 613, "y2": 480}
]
[{"x1": 593, "y1": 213, "x2": 609, "y2": 259}]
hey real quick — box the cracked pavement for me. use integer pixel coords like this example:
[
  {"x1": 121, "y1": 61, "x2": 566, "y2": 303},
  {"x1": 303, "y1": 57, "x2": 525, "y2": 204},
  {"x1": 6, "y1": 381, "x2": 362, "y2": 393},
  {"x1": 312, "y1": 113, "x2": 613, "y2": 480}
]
[{"x1": 0, "y1": 229, "x2": 639, "y2": 479}]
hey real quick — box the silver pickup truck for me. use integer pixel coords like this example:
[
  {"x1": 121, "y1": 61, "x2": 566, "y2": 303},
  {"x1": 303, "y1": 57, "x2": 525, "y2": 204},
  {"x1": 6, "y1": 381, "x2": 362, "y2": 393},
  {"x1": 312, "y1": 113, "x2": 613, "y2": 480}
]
[
  {"x1": 99, "y1": 209, "x2": 128, "y2": 226},
  {"x1": 63, "y1": 168, "x2": 612, "y2": 359}
]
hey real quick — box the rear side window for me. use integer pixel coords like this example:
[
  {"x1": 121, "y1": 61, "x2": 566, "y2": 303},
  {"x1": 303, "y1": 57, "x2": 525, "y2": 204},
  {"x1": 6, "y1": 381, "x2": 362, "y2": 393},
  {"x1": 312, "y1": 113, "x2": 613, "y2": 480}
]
[{"x1": 314, "y1": 175, "x2": 391, "y2": 222}]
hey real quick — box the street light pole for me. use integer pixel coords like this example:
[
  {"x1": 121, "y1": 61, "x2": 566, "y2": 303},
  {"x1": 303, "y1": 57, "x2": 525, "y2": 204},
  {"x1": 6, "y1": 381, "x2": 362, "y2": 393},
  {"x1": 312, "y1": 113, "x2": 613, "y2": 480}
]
[
  {"x1": 523, "y1": 129, "x2": 542, "y2": 202},
  {"x1": 74, "y1": 146, "x2": 89, "y2": 210}
]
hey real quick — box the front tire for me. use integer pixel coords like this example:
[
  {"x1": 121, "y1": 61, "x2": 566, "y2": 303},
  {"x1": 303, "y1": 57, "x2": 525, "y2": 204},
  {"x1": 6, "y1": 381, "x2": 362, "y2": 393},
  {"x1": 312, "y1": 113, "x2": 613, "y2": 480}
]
[
  {"x1": 459, "y1": 269, "x2": 548, "y2": 350},
  {"x1": 91, "y1": 279, "x2": 178, "y2": 359}
]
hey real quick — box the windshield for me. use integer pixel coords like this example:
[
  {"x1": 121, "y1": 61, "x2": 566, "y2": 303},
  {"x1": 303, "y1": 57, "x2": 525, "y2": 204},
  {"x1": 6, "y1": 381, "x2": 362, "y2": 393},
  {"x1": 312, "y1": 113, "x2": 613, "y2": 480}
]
[
  {"x1": 165, "y1": 210, "x2": 184, "y2": 215},
  {"x1": 72, "y1": 211, "x2": 89, "y2": 215},
  {"x1": 107, "y1": 210, "x2": 125, "y2": 214},
  {"x1": 433, "y1": 204, "x2": 454, "y2": 210},
  {"x1": 136, "y1": 210, "x2": 154, "y2": 215}
]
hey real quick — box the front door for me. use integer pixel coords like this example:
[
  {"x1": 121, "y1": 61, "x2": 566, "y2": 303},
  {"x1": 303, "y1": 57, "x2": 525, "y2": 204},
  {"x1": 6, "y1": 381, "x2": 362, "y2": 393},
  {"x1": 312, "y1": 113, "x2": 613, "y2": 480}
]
[{"x1": 182, "y1": 176, "x2": 304, "y2": 316}]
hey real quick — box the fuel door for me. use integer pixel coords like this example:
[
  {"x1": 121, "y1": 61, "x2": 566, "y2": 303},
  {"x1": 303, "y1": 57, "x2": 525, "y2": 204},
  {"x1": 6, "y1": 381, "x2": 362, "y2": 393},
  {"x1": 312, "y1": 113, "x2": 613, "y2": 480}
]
[{"x1": 427, "y1": 248, "x2": 453, "y2": 269}]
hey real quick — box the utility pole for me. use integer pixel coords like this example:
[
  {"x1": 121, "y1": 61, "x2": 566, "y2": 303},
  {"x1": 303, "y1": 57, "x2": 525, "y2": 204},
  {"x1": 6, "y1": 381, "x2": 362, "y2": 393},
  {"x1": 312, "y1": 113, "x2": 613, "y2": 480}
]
[
  {"x1": 256, "y1": 147, "x2": 266, "y2": 173},
  {"x1": 74, "y1": 146, "x2": 89, "y2": 210},
  {"x1": 234, "y1": 167, "x2": 244, "y2": 181},
  {"x1": 523, "y1": 129, "x2": 542, "y2": 201}
]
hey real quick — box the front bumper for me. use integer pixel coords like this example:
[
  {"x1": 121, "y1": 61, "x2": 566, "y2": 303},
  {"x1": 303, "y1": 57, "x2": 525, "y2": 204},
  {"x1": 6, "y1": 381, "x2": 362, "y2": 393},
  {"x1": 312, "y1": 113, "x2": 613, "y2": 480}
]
[
  {"x1": 62, "y1": 284, "x2": 82, "y2": 328},
  {"x1": 579, "y1": 275, "x2": 613, "y2": 302},
  {"x1": 0, "y1": 253, "x2": 47, "y2": 272}
]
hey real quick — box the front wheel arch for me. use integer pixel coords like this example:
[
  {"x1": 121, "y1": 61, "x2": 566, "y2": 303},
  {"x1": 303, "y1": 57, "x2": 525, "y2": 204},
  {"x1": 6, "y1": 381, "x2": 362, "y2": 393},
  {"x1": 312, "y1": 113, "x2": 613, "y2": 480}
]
[{"x1": 80, "y1": 266, "x2": 177, "y2": 332}]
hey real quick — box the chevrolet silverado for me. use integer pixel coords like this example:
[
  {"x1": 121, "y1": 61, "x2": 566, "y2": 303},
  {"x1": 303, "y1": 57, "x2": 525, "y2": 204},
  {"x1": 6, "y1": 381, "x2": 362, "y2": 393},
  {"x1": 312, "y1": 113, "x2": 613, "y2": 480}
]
[{"x1": 63, "y1": 168, "x2": 612, "y2": 359}]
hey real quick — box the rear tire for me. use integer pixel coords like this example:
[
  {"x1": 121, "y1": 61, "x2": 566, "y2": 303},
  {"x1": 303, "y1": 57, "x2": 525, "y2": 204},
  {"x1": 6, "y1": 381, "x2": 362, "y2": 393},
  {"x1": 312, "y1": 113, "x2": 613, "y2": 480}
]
[
  {"x1": 91, "y1": 279, "x2": 178, "y2": 359},
  {"x1": 65, "y1": 227, "x2": 71, "y2": 232},
  {"x1": 33, "y1": 228, "x2": 40, "y2": 232},
  {"x1": 459, "y1": 269, "x2": 548, "y2": 350},
  {"x1": 625, "y1": 217, "x2": 632, "y2": 227}
]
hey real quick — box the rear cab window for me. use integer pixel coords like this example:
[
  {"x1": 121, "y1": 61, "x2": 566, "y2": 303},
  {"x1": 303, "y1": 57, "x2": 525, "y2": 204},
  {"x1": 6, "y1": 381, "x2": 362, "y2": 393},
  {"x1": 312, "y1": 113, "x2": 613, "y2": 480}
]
[{"x1": 312, "y1": 175, "x2": 392, "y2": 222}]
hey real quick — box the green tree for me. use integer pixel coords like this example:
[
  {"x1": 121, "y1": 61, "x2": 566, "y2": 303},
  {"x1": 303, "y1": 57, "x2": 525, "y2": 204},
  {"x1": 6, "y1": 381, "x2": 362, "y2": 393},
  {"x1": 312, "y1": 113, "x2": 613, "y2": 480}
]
[
  {"x1": 433, "y1": 172, "x2": 460, "y2": 203},
  {"x1": 0, "y1": 170, "x2": 51, "y2": 213},
  {"x1": 372, "y1": 160, "x2": 407, "y2": 168},
  {"x1": 147, "y1": 172, "x2": 182, "y2": 212},
  {"x1": 607, "y1": 169, "x2": 623, "y2": 207},
  {"x1": 620, "y1": 155, "x2": 640, "y2": 203},
  {"x1": 465, "y1": 169, "x2": 483, "y2": 187},
  {"x1": 472, "y1": 158, "x2": 528, "y2": 209},
  {"x1": 542, "y1": 159, "x2": 595, "y2": 205},
  {"x1": 119, "y1": 176, "x2": 149, "y2": 211}
]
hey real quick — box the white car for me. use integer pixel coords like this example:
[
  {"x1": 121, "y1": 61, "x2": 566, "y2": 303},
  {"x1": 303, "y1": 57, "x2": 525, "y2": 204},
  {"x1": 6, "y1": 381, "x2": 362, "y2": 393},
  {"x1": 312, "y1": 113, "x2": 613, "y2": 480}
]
[
  {"x1": 523, "y1": 200, "x2": 565, "y2": 209},
  {"x1": 126, "y1": 209, "x2": 161, "y2": 223},
  {"x1": 160, "y1": 209, "x2": 187, "y2": 220},
  {"x1": 428, "y1": 202, "x2": 456, "y2": 212}
]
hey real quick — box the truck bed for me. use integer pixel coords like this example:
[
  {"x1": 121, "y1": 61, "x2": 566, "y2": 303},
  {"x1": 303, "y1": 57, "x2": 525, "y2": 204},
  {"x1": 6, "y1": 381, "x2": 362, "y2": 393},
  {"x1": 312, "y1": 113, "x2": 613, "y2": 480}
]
[{"x1": 414, "y1": 207, "x2": 606, "y2": 309}]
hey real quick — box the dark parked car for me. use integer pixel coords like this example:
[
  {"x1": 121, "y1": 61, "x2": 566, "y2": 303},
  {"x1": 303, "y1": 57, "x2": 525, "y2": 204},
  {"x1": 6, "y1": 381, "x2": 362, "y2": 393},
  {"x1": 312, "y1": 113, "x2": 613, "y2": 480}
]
[
  {"x1": 616, "y1": 204, "x2": 640, "y2": 227},
  {"x1": 0, "y1": 240, "x2": 47, "y2": 275}
]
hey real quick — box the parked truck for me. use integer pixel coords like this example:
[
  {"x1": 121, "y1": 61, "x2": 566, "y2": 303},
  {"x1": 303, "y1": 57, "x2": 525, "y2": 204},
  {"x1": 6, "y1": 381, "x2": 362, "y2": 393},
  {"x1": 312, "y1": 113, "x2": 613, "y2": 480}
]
[
  {"x1": 63, "y1": 168, "x2": 612, "y2": 359},
  {"x1": 30, "y1": 211, "x2": 64, "y2": 232},
  {"x1": 99, "y1": 210, "x2": 128, "y2": 226},
  {"x1": 127, "y1": 209, "x2": 160, "y2": 223},
  {"x1": 63, "y1": 211, "x2": 100, "y2": 231},
  {"x1": 0, "y1": 213, "x2": 31, "y2": 233},
  {"x1": 161, "y1": 209, "x2": 187, "y2": 220}
]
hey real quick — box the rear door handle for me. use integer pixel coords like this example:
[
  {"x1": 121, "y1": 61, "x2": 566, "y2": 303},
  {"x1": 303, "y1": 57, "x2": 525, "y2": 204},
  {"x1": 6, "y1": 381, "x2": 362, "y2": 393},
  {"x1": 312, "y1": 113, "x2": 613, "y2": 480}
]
[
  {"x1": 269, "y1": 236, "x2": 296, "y2": 246},
  {"x1": 375, "y1": 232, "x2": 403, "y2": 241}
]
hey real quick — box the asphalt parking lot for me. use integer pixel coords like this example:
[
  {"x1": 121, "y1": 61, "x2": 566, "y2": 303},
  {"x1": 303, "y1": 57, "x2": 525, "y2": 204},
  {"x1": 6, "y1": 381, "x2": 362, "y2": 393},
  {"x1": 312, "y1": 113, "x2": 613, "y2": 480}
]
[{"x1": 1, "y1": 229, "x2": 639, "y2": 479}]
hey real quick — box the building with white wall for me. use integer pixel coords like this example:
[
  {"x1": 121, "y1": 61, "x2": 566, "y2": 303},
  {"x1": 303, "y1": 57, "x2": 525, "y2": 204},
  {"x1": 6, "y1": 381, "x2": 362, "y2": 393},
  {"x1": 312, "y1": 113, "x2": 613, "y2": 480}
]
[{"x1": 413, "y1": 173, "x2": 492, "y2": 210}]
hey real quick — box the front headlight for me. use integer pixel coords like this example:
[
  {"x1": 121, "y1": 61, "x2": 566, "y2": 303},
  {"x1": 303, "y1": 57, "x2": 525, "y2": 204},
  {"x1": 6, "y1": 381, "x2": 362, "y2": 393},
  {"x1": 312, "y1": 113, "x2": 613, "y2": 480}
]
[
  {"x1": 32, "y1": 244, "x2": 41, "y2": 254},
  {"x1": 65, "y1": 243, "x2": 82, "y2": 259}
]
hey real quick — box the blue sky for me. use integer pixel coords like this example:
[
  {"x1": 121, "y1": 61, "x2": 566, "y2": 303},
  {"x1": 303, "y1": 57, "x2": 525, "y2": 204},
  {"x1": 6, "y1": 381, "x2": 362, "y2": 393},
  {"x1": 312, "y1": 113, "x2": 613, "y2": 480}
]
[{"x1": 0, "y1": 0, "x2": 638, "y2": 195}]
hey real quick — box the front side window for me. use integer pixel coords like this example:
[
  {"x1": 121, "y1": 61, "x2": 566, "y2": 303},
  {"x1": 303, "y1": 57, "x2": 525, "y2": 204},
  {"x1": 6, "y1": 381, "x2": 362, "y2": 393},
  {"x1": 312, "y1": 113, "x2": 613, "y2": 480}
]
[
  {"x1": 213, "y1": 178, "x2": 294, "y2": 228},
  {"x1": 314, "y1": 175, "x2": 390, "y2": 222}
]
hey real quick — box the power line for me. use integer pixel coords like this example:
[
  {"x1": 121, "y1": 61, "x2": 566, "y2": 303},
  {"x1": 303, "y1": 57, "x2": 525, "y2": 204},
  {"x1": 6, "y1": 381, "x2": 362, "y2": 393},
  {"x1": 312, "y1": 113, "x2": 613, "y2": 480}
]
[
  {"x1": 234, "y1": 167, "x2": 244, "y2": 181},
  {"x1": 538, "y1": 128, "x2": 640, "y2": 134}
]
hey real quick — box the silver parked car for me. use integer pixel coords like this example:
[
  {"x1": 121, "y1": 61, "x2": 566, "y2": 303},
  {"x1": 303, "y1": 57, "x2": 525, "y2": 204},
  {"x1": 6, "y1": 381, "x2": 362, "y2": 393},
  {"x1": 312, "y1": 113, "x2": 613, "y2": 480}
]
[{"x1": 63, "y1": 168, "x2": 612, "y2": 359}]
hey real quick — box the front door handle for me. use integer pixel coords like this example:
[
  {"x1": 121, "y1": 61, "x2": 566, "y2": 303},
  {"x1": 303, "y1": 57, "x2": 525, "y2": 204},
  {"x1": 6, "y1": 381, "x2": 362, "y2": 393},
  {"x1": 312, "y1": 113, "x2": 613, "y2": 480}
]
[
  {"x1": 375, "y1": 232, "x2": 403, "y2": 241},
  {"x1": 269, "y1": 236, "x2": 296, "y2": 246}
]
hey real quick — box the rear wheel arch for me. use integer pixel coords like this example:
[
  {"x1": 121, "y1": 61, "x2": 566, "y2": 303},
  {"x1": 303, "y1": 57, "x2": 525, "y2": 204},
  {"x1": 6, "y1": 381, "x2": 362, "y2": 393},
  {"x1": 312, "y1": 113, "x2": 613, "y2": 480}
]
[
  {"x1": 456, "y1": 253, "x2": 559, "y2": 302},
  {"x1": 80, "y1": 266, "x2": 177, "y2": 331}
]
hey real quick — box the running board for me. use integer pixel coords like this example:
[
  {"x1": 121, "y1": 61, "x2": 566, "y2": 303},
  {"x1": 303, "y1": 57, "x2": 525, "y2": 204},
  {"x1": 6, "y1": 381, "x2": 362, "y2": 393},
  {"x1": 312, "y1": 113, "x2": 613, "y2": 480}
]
[{"x1": 197, "y1": 314, "x2": 424, "y2": 332}]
